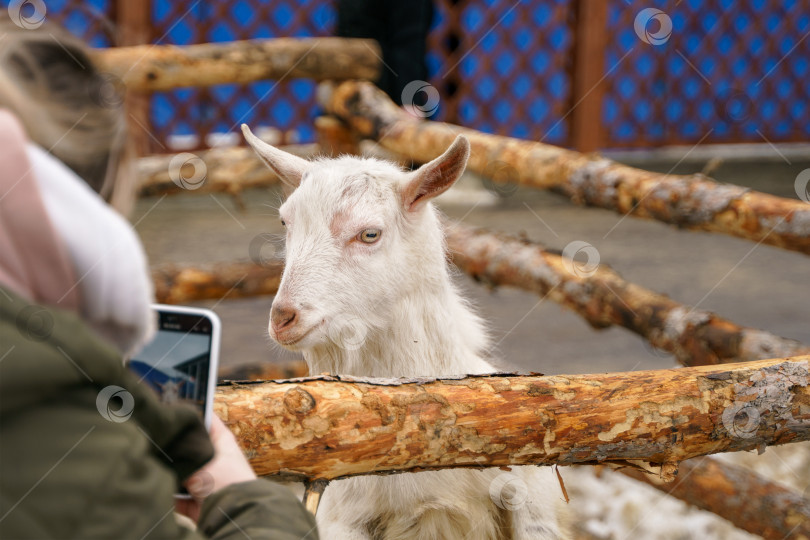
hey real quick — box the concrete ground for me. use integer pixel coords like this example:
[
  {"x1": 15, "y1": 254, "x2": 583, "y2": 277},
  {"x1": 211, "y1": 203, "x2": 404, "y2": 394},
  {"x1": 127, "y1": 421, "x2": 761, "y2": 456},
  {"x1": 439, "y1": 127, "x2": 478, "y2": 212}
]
[{"x1": 134, "y1": 153, "x2": 810, "y2": 378}]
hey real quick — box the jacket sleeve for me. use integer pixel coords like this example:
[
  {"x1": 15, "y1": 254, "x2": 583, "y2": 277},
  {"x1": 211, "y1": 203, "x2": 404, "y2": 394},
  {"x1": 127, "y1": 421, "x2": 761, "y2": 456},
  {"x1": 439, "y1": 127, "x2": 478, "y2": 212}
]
[{"x1": 197, "y1": 479, "x2": 319, "y2": 540}]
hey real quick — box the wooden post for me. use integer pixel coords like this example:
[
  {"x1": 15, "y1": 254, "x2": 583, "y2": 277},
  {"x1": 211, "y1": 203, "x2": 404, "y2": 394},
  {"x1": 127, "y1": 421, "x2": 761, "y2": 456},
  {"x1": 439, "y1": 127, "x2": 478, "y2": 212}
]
[
  {"x1": 114, "y1": 0, "x2": 152, "y2": 155},
  {"x1": 568, "y1": 0, "x2": 607, "y2": 152},
  {"x1": 441, "y1": 0, "x2": 463, "y2": 125}
]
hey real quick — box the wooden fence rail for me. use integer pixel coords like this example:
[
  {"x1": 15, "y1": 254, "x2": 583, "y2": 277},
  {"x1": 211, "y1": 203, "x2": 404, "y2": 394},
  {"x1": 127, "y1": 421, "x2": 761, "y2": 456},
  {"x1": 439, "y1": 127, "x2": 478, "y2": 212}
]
[
  {"x1": 152, "y1": 260, "x2": 283, "y2": 305},
  {"x1": 151, "y1": 220, "x2": 810, "y2": 367},
  {"x1": 215, "y1": 356, "x2": 810, "y2": 482},
  {"x1": 138, "y1": 146, "x2": 282, "y2": 197},
  {"x1": 620, "y1": 455, "x2": 810, "y2": 540},
  {"x1": 321, "y1": 81, "x2": 810, "y2": 256},
  {"x1": 124, "y1": 54, "x2": 810, "y2": 537},
  {"x1": 91, "y1": 38, "x2": 381, "y2": 92},
  {"x1": 445, "y1": 222, "x2": 810, "y2": 366}
]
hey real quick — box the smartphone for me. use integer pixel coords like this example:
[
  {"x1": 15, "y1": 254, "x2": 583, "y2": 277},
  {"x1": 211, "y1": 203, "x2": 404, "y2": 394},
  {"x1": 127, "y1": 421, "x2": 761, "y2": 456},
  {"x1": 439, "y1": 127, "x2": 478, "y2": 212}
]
[{"x1": 128, "y1": 304, "x2": 221, "y2": 430}]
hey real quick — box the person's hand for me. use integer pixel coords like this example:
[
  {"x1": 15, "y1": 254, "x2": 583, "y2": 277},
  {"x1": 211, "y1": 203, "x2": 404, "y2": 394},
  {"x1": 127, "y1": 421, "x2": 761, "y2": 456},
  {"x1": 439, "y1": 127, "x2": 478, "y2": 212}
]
[{"x1": 175, "y1": 415, "x2": 257, "y2": 522}]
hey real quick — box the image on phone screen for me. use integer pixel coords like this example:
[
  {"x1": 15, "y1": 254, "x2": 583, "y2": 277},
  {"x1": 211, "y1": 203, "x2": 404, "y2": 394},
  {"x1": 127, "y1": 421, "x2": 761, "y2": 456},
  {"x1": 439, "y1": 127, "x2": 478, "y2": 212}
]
[{"x1": 128, "y1": 308, "x2": 218, "y2": 424}]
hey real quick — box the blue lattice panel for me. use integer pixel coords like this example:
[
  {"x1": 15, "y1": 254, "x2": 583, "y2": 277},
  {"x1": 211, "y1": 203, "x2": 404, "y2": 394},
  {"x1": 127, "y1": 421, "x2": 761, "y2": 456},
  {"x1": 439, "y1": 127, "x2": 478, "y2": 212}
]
[
  {"x1": 0, "y1": 0, "x2": 114, "y2": 46},
  {"x1": 148, "y1": 0, "x2": 335, "y2": 151},
  {"x1": 6, "y1": 0, "x2": 809, "y2": 151},
  {"x1": 603, "y1": 0, "x2": 810, "y2": 147},
  {"x1": 429, "y1": 0, "x2": 574, "y2": 145}
]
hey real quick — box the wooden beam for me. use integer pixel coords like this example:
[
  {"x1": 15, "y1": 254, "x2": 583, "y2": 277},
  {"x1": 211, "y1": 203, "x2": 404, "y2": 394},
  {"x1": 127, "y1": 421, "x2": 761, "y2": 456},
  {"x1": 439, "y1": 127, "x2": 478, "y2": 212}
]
[
  {"x1": 114, "y1": 0, "x2": 151, "y2": 155},
  {"x1": 321, "y1": 81, "x2": 810, "y2": 256},
  {"x1": 215, "y1": 356, "x2": 810, "y2": 481},
  {"x1": 152, "y1": 260, "x2": 283, "y2": 305},
  {"x1": 569, "y1": 0, "x2": 608, "y2": 152},
  {"x1": 218, "y1": 360, "x2": 309, "y2": 383},
  {"x1": 444, "y1": 222, "x2": 810, "y2": 366},
  {"x1": 137, "y1": 146, "x2": 283, "y2": 197},
  {"x1": 91, "y1": 38, "x2": 382, "y2": 92},
  {"x1": 315, "y1": 116, "x2": 361, "y2": 156},
  {"x1": 149, "y1": 222, "x2": 809, "y2": 366},
  {"x1": 620, "y1": 456, "x2": 810, "y2": 540}
]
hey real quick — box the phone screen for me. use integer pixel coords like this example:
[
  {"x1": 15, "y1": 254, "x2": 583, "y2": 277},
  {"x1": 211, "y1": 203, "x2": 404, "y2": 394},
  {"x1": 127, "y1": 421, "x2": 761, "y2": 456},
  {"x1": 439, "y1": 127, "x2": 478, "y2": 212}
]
[{"x1": 129, "y1": 309, "x2": 215, "y2": 422}]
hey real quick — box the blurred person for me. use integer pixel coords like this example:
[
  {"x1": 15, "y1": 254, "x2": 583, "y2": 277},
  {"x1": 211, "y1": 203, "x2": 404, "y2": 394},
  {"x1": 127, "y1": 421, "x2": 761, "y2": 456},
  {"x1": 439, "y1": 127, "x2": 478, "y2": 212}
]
[
  {"x1": 0, "y1": 21, "x2": 318, "y2": 540},
  {"x1": 336, "y1": 0, "x2": 434, "y2": 105}
]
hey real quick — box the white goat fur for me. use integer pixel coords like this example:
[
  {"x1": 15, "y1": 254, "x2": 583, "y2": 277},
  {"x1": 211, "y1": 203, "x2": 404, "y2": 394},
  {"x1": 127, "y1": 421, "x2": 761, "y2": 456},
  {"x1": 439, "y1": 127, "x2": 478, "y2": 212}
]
[{"x1": 243, "y1": 124, "x2": 568, "y2": 540}]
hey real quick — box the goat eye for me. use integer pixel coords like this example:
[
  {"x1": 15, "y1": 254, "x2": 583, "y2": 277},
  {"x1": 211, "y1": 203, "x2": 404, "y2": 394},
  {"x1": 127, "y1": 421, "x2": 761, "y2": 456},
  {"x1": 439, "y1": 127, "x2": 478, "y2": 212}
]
[
  {"x1": 280, "y1": 219, "x2": 286, "y2": 227},
  {"x1": 358, "y1": 229, "x2": 381, "y2": 244}
]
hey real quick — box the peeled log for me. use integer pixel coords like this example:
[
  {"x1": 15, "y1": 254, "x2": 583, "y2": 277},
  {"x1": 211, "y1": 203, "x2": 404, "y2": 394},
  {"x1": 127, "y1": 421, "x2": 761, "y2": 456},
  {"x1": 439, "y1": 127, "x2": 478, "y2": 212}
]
[
  {"x1": 148, "y1": 222, "x2": 809, "y2": 365},
  {"x1": 445, "y1": 222, "x2": 810, "y2": 366},
  {"x1": 136, "y1": 145, "x2": 320, "y2": 197},
  {"x1": 152, "y1": 260, "x2": 282, "y2": 304},
  {"x1": 218, "y1": 360, "x2": 309, "y2": 383},
  {"x1": 321, "y1": 81, "x2": 810, "y2": 256},
  {"x1": 620, "y1": 456, "x2": 810, "y2": 540},
  {"x1": 315, "y1": 116, "x2": 361, "y2": 156},
  {"x1": 214, "y1": 356, "x2": 810, "y2": 481},
  {"x1": 91, "y1": 38, "x2": 381, "y2": 92}
]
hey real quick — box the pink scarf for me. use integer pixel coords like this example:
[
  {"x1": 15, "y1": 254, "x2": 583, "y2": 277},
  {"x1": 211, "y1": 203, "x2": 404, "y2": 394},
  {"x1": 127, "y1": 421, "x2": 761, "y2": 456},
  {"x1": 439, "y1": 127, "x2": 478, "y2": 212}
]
[{"x1": 0, "y1": 109, "x2": 81, "y2": 312}]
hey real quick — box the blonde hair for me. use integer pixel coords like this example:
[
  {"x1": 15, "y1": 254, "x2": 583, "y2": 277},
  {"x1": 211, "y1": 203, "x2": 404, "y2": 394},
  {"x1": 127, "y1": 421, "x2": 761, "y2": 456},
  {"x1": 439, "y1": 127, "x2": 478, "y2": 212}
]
[{"x1": 0, "y1": 20, "x2": 136, "y2": 214}]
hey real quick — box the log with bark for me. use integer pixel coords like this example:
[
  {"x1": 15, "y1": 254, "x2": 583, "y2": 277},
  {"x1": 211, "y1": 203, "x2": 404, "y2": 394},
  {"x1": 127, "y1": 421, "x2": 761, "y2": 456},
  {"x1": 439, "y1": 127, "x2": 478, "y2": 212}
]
[
  {"x1": 315, "y1": 116, "x2": 362, "y2": 156},
  {"x1": 136, "y1": 145, "x2": 322, "y2": 197},
  {"x1": 149, "y1": 222, "x2": 810, "y2": 366},
  {"x1": 152, "y1": 260, "x2": 283, "y2": 304},
  {"x1": 444, "y1": 222, "x2": 810, "y2": 367},
  {"x1": 91, "y1": 38, "x2": 381, "y2": 92},
  {"x1": 218, "y1": 359, "x2": 309, "y2": 383},
  {"x1": 619, "y1": 455, "x2": 810, "y2": 540},
  {"x1": 320, "y1": 81, "x2": 810, "y2": 256},
  {"x1": 214, "y1": 356, "x2": 810, "y2": 481}
]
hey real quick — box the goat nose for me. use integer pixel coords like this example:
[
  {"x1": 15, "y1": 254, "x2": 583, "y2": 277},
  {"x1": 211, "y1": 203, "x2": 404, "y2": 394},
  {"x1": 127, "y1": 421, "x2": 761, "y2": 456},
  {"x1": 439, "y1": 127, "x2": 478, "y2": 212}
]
[{"x1": 271, "y1": 303, "x2": 298, "y2": 331}]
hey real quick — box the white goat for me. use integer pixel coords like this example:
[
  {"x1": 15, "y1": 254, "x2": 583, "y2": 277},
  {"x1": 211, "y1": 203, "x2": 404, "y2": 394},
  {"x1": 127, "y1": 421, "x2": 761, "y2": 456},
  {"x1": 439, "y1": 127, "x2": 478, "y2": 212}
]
[{"x1": 243, "y1": 124, "x2": 568, "y2": 540}]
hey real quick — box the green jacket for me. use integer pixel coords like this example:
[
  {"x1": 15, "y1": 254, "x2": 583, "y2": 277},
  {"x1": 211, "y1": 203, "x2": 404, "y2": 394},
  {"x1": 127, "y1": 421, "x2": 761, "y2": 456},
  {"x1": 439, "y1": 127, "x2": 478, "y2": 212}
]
[{"x1": 0, "y1": 288, "x2": 319, "y2": 539}]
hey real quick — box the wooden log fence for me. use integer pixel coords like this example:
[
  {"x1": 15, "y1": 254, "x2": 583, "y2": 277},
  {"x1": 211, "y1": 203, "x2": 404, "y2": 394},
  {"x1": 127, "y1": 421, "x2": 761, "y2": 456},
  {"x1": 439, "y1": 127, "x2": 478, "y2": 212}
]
[
  {"x1": 212, "y1": 355, "x2": 810, "y2": 537},
  {"x1": 445, "y1": 222, "x2": 810, "y2": 367},
  {"x1": 619, "y1": 455, "x2": 810, "y2": 540},
  {"x1": 215, "y1": 356, "x2": 810, "y2": 482},
  {"x1": 91, "y1": 38, "x2": 381, "y2": 92},
  {"x1": 218, "y1": 359, "x2": 309, "y2": 383},
  {"x1": 154, "y1": 253, "x2": 810, "y2": 536},
  {"x1": 148, "y1": 204, "x2": 810, "y2": 536},
  {"x1": 152, "y1": 260, "x2": 283, "y2": 305},
  {"x1": 118, "y1": 47, "x2": 810, "y2": 535},
  {"x1": 321, "y1": 81, "x2": 810, "y2": 256},
  {"x1": 150, "y1": 222, "x2": 810, "y2": 367},
  {"x1": 136, "y1": 144, "x2": 318, "y2": 197}
]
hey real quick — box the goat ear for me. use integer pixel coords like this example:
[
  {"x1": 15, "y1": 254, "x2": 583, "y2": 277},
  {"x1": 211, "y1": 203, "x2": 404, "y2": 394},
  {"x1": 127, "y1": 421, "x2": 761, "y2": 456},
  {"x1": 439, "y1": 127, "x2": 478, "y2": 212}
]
[
  {"x1": 401, "y1": 135, "x2": 470, "y2": 212},
  {"x1": 242, "y1": 124, "x2": 308, "y2": 189}
]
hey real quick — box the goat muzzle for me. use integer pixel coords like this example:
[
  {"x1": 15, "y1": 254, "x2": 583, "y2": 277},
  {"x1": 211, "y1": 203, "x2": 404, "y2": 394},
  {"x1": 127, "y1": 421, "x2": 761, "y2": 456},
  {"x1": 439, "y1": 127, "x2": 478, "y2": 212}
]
[{"x1": 271, "y1": 302, "x2": 298, "y2": 334}]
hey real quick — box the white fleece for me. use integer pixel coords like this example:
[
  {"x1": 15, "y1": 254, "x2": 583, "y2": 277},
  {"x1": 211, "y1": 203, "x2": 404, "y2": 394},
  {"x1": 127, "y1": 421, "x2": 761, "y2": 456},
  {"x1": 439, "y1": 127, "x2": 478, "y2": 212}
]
[{"x1": 25, "y1": 143, "x2": 154, "y2": 358}]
